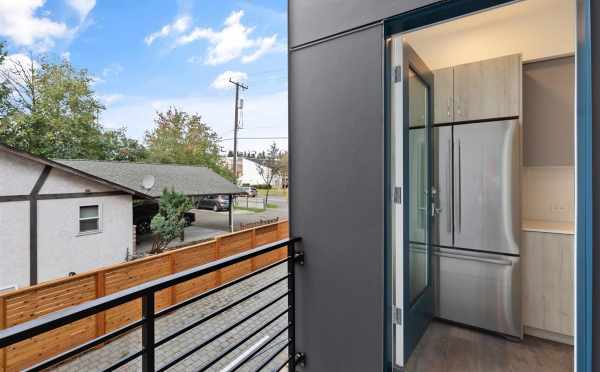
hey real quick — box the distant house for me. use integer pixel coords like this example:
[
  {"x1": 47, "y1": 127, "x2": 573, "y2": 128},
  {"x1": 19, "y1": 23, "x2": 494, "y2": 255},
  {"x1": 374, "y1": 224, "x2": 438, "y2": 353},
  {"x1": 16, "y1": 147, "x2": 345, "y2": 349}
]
[
  {"x1": 225, "y1": 157, "x2": 283, "y2": 187},
  {"x1": 0, "y1": 144, "x2": 242, "y2": 290}
]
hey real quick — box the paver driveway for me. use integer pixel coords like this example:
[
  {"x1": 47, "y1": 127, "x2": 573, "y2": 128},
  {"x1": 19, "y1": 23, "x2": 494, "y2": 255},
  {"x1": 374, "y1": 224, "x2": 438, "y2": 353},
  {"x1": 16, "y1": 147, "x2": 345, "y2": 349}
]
[{"x1": 51, "y1": 265, "x2": 290, "y2": 372}]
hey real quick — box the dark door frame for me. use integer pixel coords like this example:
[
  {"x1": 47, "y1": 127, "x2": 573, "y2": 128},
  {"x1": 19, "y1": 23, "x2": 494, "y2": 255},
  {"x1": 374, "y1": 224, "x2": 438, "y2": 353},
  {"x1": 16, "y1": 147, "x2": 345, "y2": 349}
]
[{"x1": 383, "y1": 0, "x2": 593, "y2": 370}]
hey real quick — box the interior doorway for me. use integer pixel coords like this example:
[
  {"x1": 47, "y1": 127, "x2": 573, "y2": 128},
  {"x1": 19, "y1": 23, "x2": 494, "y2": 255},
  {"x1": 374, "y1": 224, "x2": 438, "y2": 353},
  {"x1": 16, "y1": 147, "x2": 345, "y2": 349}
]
[{"x1": 388, "y1": 0, "x2": 577, "y2": 370}]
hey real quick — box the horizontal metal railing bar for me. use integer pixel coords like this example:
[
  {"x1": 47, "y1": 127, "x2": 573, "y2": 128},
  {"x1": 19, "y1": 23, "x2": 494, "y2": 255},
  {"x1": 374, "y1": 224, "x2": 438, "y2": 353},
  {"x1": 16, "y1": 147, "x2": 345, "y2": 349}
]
[
  {"x1": 274, "y1": 354, "x2": 294, "y2": 372},
  {"x1": 158, "y1": 302, "x2": 290, "y2": 372},
  {"x1": 103, "y1": 349, "x2": 144, "y2": 372},
  {"x1": 0, "y1": 237, "x2": 301, "y2": 348},
  {"x1": 24, "y1": 319, "x2": 145, "y2": 372},
  {"x1": 156, "y1": 275, "x2": 290, "y2": 348},
  {"x1": 228, "y1": 325, "x2": 290, "y2": 372},
  {"x1": 156, "y1": 256, "x2": 290, "y2": 318},
  {"x1": 251, "y1": 340, "x2": 291, "y2": 372},
  {"x1": 198, "y1": 322, "x2": 291, "y2": 372}
]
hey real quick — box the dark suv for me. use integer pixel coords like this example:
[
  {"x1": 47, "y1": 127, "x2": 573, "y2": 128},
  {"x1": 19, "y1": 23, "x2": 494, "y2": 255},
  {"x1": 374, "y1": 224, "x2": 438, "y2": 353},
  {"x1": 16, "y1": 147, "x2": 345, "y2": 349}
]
[{"x1": 196, "y1": 195, "x2": 230, "y2": 211}]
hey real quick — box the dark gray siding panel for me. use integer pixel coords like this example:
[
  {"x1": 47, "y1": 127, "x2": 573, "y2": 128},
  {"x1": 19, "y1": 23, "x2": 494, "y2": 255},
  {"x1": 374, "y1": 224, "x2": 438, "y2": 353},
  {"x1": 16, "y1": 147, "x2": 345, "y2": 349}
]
[
  {"x1": 289, "y1": 0, "x2": 438, "y2": 47},
  {"x1": 289, "y1": 25, "x2": 385, "y2": 371}
]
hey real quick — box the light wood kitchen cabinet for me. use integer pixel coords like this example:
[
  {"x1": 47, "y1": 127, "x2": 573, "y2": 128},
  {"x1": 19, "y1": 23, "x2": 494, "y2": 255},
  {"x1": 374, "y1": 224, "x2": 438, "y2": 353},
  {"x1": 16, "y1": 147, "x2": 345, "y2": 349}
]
[
  {"x1": 434, "y1": 67, "x2": 454, "y2": 124},
  {"x1": 452, "y1": 54, "x2": 520, "y2": 122},
  {"x1": 522, "y1": 230, "x2": 574, "y2": 343}
]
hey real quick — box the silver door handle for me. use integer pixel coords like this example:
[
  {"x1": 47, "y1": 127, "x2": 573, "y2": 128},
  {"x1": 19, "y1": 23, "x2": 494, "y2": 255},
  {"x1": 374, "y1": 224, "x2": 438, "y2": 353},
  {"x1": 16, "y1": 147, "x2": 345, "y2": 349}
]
[
  {"x1": 457, "y1": 140, "x2": 462, "y2": 233},
  {"x1": 433, "y1": 251, "x2": 513, "y2": 266},
  {"x1": 447, "y1": 138, "x2": 452, "y2": 233}
]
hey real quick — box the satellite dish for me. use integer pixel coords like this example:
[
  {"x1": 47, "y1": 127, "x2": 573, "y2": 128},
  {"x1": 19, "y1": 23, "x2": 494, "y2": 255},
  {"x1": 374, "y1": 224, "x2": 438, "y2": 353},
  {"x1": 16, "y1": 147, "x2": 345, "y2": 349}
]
[{"x1": 142, "y1": 175, "x2": 155, "y2": 190}]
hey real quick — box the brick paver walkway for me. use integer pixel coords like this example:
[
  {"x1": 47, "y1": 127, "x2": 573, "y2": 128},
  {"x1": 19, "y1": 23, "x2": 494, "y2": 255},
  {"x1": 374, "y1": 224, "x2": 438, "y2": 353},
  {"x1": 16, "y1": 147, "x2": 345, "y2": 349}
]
[{"x1": 51, "y1": 265, "x2": 290, "y2": 372}]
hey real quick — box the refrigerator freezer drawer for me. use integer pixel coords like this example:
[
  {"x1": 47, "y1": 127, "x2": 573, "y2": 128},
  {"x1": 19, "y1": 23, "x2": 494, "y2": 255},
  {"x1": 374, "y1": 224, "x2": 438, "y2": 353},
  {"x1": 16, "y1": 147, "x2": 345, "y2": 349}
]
[{"x1": 433, "y1": 248, "x2": 522, "y2": 338}]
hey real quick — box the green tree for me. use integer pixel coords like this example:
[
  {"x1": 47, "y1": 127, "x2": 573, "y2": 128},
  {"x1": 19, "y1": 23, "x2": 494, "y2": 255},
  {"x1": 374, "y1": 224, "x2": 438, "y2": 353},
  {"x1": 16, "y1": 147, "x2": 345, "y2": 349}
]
[
  {"x1": 150, "y1": 189, "x2": 193, "y2": 254},
  {"x1": 0, "y1": 55, "x2": 144, "y2": 161},
  {"x1": 145, "y1": 106, "x2": 233, "y2": 179},
  {"x1": 99, "y1": 127, "x2": 148, "y2": 161},
  {"x1": 256, "y1": 142, "x2": 285, "y2": 205},
  {"x1": 0, "y1": 42, "x2": 10, "y2": 117}
]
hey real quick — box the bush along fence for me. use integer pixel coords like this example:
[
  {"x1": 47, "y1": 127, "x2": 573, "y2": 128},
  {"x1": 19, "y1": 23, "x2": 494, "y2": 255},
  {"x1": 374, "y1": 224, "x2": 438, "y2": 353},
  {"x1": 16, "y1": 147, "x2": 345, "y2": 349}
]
[{"x1": 0, "y1": 220, "x2": 289, "y2": 372}]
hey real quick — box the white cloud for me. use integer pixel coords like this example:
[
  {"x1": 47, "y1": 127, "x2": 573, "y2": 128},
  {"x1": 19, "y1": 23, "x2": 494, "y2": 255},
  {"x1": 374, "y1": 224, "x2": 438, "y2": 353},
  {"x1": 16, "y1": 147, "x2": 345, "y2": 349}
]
[
  {"x1": 1, "y1": 53, "x2": 40, "y2": 81},
  {"x1": 66, "y1": 0, "x2": 95, "y2": 21},
  {"x1": 211, "y1": 71, "x2": 247, "y2": 90},
  {"x1": 177, "y1": 10, "x2": 278, "y2": 65},
  {"x1": 241, "y1": 34, "x2": 277, "y2": 63},
  {"x1": 98, "y1": 93, "x2": 124, "y2": 105},
  {"x1": 102, "y1": 63, "x2": 123, "y2": 78},
  {"x1": 61, "y1": 51, "x2": 71, "y2": 60},
  {"x1": 144, "y1": 15, "x2": 191, "y2": 45},
  {"x1": 0, "y1": 0, "x2": 69, "y2": 51}
]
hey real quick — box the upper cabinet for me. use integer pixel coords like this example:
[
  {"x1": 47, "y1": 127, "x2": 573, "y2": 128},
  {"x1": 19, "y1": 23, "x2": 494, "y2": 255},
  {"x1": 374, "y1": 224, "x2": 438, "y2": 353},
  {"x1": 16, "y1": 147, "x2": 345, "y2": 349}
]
[
  {"x1": 433, "y1": 67, "x2": 454, "y2": 124},
  {"x1": 434, "y1": 54, "x2": 521, "y2": 124}
]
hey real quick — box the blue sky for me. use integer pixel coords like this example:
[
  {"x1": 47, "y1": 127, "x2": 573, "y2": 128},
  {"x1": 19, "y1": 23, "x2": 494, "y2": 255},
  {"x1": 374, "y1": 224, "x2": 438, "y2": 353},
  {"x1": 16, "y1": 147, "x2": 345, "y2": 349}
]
[{"x1": 0, "y1": 0, "x2": 288, "y2": 152}]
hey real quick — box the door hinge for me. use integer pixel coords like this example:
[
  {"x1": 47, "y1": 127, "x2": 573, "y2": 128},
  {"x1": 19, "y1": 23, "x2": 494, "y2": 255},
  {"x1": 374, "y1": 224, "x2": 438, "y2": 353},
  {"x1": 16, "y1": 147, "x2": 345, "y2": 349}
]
[
  {"x1": 394, "y1": 65, "x2": 402, "y2": 83},
  {"x1": 294, "y1": 352, "x2": 306, "y2": 368},
  {"x1": 394, "y1": 187, "x2": 402, "y2": 204},
  {"x1": 392, "y1": 307, "x2": 402, "y2": 325}
]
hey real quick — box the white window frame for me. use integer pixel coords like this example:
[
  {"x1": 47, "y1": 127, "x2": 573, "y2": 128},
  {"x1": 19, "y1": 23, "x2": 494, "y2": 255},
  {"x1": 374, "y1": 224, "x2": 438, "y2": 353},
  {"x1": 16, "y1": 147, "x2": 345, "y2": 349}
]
[{"x1": 76, "y1": 202, "x2": 102, "y2": 236}]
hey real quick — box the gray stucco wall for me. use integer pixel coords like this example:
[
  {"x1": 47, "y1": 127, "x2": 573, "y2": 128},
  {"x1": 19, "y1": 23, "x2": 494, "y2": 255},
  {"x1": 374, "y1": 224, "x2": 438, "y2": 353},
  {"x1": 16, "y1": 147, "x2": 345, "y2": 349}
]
[
  {"x1": 289, "y1": 24, "x2": 385, "y2": 371},
  {"x1": 290, "y1": 0, "x2": 599, "y2": 370}
]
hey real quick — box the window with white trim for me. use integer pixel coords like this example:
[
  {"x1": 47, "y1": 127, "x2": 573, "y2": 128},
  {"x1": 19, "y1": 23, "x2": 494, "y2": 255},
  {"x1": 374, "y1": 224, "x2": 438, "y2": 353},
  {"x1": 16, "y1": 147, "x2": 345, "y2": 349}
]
[{"x1": 79, "y1": 205, "x2": 100, "y2": 233}]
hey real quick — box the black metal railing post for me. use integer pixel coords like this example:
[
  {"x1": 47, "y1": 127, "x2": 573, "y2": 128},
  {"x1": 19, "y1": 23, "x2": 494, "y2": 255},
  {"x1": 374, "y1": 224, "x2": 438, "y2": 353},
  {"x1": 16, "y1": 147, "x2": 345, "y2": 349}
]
[
  {"x1": 141, "y1": 293, "x2": 155, "y2": 372},
  {"x1": 288, "y1": 242, "x2": 296, "y2": 371}
]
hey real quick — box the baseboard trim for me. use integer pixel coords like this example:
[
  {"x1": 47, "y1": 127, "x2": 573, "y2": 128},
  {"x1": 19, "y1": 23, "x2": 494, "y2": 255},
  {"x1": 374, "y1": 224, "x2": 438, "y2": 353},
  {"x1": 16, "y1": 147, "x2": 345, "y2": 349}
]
[{"x1": 524, "y1": 326, "x2": 574, "y2": 345}]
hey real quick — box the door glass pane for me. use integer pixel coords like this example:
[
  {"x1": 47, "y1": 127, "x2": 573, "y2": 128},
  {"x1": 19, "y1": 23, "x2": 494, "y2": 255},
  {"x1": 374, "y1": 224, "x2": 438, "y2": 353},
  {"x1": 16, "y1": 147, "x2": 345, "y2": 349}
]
[
  {"x1": 408, "y1": 67, "x2": 429, "y2": 304},
  {"x1": 408, "y1": 68, "x2": 428, "y2": 128}
]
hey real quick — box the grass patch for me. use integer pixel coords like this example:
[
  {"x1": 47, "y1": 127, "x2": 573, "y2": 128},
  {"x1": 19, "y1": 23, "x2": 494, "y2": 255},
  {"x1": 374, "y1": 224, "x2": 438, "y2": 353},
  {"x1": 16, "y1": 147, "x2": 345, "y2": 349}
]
[
  {"x1": 234, "y1": 206, "x2": 266, "y2": 213},
  {"x1": 257, "y1": 188, "x2": 288, "y2": 197},
  {"x1": 266, "y1": 203, "x2": 278, "y2": 209}
]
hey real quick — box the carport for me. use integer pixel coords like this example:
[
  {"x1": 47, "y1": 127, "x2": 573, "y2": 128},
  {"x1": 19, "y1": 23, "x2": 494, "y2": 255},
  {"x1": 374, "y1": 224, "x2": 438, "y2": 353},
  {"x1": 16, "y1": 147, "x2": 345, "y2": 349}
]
[{"x1": 56, "y1": 160, "x2": 245, "y2": 233}]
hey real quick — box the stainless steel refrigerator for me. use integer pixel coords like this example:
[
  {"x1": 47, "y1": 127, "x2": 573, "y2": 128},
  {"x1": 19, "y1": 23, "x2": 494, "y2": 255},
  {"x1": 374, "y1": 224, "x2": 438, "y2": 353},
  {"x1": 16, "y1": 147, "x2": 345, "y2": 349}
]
[{"x1": 431, "y1": 119, "x2": 522, "y2": 338}]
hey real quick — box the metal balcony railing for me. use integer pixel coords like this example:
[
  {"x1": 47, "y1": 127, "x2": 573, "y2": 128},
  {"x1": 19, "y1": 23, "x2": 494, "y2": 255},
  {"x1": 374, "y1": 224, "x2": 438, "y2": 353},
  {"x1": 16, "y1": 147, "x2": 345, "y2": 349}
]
[{"x1": 0, "y1": 237, "x2": 303, "y2": 372}]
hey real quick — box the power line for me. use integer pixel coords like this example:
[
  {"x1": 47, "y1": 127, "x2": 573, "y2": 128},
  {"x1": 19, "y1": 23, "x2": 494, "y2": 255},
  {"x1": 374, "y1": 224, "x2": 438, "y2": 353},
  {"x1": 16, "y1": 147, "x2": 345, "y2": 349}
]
[{"x1": 220, "y1": 137, "x2": 288, "y2": 141}]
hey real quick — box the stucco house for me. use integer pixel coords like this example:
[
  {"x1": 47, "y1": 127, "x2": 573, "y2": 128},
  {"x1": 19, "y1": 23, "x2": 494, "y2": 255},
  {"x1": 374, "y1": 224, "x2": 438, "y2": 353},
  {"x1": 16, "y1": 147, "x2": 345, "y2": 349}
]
[
  {"x1": 0, "y1": 144, "x2": 242, "y2": 291},
  {"x1": 226, "y1": 156, "x2": 284, "y2": 188}
]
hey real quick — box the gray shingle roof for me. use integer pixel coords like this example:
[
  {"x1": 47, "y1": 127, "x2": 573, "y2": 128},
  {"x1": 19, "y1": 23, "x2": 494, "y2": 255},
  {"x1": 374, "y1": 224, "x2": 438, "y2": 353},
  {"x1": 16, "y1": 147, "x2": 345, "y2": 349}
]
[{"x1": 55, "y1": 160, "x2": 243, "y2": 198}]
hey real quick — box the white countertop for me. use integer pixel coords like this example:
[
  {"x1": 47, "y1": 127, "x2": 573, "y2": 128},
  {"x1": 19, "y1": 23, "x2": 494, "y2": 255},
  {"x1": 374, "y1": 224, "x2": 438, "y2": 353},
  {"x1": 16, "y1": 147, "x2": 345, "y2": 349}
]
[{"x1": 522, "y1": 220, "x2": 575, "y2": 235}]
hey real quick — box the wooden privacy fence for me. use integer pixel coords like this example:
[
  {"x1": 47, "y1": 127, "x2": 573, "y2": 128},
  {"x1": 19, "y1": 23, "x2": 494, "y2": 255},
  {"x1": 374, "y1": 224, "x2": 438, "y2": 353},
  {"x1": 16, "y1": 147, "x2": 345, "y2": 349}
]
[{"x1": 0, "y1": 220, "x2": 289, "y2": 372}]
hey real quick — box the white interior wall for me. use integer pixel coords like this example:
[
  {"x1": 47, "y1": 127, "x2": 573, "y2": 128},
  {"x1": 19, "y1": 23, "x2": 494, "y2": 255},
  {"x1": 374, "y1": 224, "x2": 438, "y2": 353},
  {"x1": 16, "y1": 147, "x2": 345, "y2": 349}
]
[
  {"x1": 522, "y1": 166, "x2": 575, "y2": 222},
  {"x1": 404, "y1": 0, "x2": 576, "y2": 70}
]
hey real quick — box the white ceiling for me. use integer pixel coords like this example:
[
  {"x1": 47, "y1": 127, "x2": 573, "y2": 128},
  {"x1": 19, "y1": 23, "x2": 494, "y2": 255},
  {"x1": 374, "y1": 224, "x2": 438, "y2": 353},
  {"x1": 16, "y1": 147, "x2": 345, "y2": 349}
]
[{"x1": 403, "y1": 0, "x2": 576, "y2": 70}]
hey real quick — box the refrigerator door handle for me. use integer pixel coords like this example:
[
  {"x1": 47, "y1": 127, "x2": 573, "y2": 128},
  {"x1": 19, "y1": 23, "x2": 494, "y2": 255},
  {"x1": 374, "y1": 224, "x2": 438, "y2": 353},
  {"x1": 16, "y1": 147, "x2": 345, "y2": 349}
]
[
  {"x1": 433, "y1": 251, "x2": 513, "y2": 266},
  {"x1": 447, "y1": 138, "x2": 452, "y2": 233},
  {"x1": 457, "y1": 139, "x2": 462, "y2": 233}
]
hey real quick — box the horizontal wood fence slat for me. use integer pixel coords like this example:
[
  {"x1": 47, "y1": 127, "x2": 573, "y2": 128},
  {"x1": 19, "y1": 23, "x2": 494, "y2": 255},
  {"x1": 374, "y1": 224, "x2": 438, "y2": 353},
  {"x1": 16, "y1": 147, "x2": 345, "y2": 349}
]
[{"x1": 0, "y1": 220, "x2": 289, "y2": 371}]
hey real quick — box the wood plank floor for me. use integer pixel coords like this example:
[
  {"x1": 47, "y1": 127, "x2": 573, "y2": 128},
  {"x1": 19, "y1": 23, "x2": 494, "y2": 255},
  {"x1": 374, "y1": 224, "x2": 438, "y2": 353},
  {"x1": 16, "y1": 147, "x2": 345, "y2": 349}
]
[{"x1": 405, "y1": 321, "x2": 573, "y2": 372}]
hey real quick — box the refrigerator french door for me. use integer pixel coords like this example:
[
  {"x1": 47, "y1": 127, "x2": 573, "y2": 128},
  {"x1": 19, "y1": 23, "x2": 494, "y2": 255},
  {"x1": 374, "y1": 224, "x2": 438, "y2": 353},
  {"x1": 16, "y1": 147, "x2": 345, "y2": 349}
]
[{"x1": 432, "y1": 120, "x2": 522, "y2": 338}]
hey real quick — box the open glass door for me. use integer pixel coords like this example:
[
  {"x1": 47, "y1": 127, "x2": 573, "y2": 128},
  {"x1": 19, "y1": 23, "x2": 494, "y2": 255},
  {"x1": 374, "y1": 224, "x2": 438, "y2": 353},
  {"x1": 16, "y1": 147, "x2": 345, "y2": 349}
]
[{"x1": 391, "y1": 36, "x2": 435, "y2": 366}]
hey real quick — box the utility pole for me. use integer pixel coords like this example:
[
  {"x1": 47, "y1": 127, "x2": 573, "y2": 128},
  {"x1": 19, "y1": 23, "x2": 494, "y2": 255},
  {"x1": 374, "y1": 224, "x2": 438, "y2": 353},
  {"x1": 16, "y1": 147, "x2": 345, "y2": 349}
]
[{"x1": 229, "y1": 79, "x2": 248, "y2": 185}]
